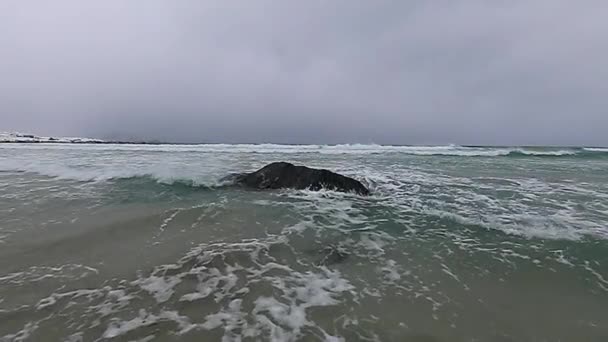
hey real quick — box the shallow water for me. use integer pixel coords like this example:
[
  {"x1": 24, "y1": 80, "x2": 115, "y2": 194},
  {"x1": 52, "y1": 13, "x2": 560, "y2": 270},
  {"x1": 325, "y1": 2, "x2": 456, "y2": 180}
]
[{"x1": 1, "y1": 143, "x2": 607, "y2": 341}]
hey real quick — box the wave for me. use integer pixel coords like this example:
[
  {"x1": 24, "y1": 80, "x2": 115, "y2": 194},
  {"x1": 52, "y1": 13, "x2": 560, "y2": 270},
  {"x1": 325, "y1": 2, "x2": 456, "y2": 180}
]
[
  {"x1": 0, "y1": 161, "x2": 232, "y2": 188},
  {"x1": 1, "y1": 142, "x2": 466, "y2": 155},
  {"x1": 4, "y1": 142, "x2": 606, "y2": 157},
  {"x1": 3, "y1": 152, "x2": 607, "y2": 242},
  {"x1": 0, "y1": 147, "x2": 604, "y2": 188},
  {"x1": 584, "y1": 147, "x2": 608, "y2": 153},
  {"x1": 506, "y1": 149, "x2": 578, "y2": 157}
]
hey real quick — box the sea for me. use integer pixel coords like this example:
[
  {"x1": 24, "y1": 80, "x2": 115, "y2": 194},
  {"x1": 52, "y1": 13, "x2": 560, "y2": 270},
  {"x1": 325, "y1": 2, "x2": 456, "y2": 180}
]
[{"x1": 0, "y1": 143, "x2": 607, "y2": 342}]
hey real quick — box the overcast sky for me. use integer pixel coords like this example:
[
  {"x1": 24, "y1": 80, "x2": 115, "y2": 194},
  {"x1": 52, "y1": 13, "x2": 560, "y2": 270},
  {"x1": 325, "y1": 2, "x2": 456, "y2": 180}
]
[{"x1": 1, "y1": 0, "x2": 607, "y2": 145}]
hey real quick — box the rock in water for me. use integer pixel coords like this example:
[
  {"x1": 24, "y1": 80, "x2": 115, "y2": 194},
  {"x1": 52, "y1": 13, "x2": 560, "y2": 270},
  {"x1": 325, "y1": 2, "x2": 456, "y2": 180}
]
[{"x1": 230, "y1": 162, "x2": 370, "y2": 195}]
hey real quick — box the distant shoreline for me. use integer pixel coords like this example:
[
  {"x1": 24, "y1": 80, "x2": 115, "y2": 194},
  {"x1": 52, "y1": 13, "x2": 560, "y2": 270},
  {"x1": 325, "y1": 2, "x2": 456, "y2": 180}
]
[{"x1": 0, "y1": 140, "x2": 167, "y2": 145}]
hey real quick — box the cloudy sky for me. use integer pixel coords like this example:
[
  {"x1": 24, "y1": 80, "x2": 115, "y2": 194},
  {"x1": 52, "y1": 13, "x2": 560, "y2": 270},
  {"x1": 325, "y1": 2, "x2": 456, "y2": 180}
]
[{"x1": 1, "y1": 0, "x2": 607, "y2": 145}]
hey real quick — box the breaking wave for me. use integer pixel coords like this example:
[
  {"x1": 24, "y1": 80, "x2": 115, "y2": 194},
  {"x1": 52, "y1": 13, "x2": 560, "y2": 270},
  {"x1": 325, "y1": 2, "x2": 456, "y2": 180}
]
[
  {"x1": 3, "y1": 142, "x2": 607, "y2": 157},
  {"x1": 0, "y1": 159, "x2": 233, "y2": 187},
  {"x1": 584, "y1": 147, "x2": 608, "y2": 153},
  {"x1": 0, "y1": 148, "x2": 605, "y2": 190}
]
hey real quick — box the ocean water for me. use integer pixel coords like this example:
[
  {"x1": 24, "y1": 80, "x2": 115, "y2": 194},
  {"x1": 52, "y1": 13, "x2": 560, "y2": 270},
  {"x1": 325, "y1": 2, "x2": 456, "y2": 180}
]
[{"x1": 0, "y1": 143, "x2": 607, "y2": 342}]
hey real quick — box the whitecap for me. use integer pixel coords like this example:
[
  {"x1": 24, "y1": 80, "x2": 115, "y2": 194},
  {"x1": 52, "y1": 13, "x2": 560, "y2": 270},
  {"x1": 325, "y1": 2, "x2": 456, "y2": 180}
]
[{"x1": 584, "y1": 147, "x2": 608, "y2": 152}]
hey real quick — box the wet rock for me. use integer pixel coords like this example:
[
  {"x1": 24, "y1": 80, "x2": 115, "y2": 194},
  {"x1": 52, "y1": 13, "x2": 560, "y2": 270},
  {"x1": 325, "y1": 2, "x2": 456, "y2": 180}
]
[{"x1": 228, "y1": 162, "x2": 370, "y2": 195}]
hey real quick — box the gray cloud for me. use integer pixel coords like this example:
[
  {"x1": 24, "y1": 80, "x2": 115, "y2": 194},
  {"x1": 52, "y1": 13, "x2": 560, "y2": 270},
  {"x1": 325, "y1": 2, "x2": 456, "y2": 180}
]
[{"x1": 1, "y1": 0, "x2": 607, "y2": 145}]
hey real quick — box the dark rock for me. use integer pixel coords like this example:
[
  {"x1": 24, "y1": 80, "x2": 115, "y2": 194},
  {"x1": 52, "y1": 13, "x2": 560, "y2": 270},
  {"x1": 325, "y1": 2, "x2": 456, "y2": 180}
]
[{"x1": 228, "y1": 162, "x2": 370, "y2": 195}]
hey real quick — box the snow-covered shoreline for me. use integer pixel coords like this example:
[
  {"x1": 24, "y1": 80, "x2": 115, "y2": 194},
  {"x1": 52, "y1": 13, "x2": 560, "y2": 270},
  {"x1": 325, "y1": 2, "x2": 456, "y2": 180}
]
[{"x1": 1, "y1": 132, "x2": 105, "y2": 144}]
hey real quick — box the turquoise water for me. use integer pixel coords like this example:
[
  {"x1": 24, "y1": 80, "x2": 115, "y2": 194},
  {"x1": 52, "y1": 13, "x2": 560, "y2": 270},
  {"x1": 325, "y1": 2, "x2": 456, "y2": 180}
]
[{"x1": 0, "y1": 143, "x2": 607, "y2": 341}]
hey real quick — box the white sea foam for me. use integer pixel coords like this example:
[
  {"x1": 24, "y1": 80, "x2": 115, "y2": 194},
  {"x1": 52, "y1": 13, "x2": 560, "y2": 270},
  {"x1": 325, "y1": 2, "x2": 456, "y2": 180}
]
[
  {"x1": 200, "y1": 299, "x2": 247, "y2": 336},
  {"x1": 0, "y1": 141, "x2": 583, "y2": 156},
  {"x1": 513, "y1": 148, "x2": 577, "y2": 156},
  {"x1": 584, "y1": 147, "x2": 608, "y2": 152},
  {"x1": 380, "y1": 260, "x2": 402, "y2": 282},
  {"x1": 133, "y1": 275, "x2": 182, "y2": 303},
  {"x1": 103, "y1": 309, "x2": 195, "y2": 338},
  {"x1": 76, "y1": 233, "x2": 357, "y2": 341},
  {"x1": 0, "y1": 157, "x2": 231, "y2": 186},
  {"x1": 0, "y1": 264, "x2": 99, "y2": 286},
  {"x1": 0, "y1": 142, "x2": 587, "y2": 191},
  {"x1": 36, "y1": 288, "x2": 105, "y2": 310},
  {"x1": 420, "y1": 207, "x2": 608, "y2": 241},
  {"x1": 2, "y1": 132, "x2": 591, "y2": 157},
  {"x1": 240, "y1": 266, "x2": 354, "y2": 341}
]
